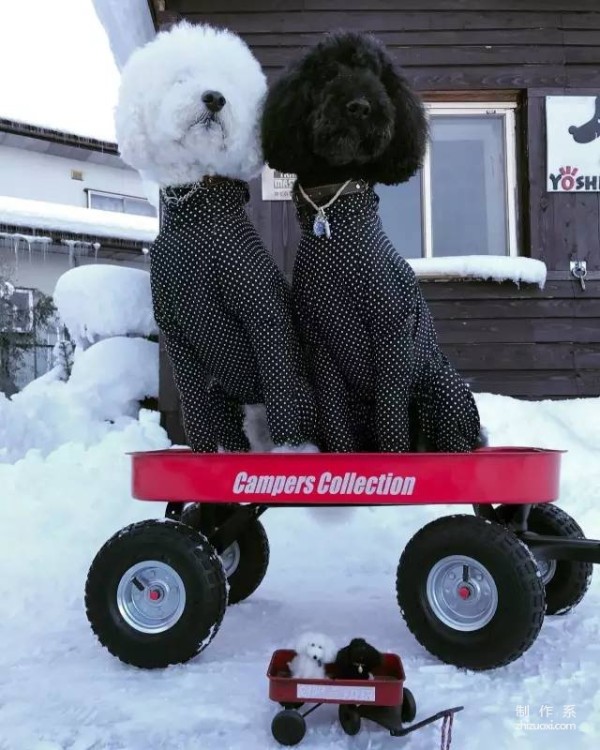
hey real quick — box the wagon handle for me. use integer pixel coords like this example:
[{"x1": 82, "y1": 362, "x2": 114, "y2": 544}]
[{"x1": 390, "y1": 705, "x2": 464, "y2": 738}]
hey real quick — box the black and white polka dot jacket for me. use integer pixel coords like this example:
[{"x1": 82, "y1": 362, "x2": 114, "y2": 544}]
[
  {"x1": 292, "y1": 182, "x2": 482, "y2": 453},
  {"x1": 151, "y1": 179, "x2": 317, "y2": 452}
]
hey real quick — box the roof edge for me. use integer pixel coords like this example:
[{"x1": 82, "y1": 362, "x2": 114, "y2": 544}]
[{"x1": 0, "y1": 118, "x2": 118, "y2": 154}]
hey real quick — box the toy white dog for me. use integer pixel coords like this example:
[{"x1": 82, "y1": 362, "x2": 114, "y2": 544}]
[
  {"x1": 288, "y1": 632, "x2": 337, "y2": 680},
  {"x1": 115, "y1": 22, "x2": 317, "y2": 454}
]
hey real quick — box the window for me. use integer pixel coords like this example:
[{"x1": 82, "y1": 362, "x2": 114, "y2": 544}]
[
  {"x1": 87, "y1": 189, "x2": 157, "y2": 218},
  {"x1": 376, "y1": 102, "x2": 518, "y2": 257}
]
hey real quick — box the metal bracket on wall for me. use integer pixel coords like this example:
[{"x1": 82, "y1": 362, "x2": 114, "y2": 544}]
[{"x1": 570, "y1": 260, "x2": 587, "y2": 291}]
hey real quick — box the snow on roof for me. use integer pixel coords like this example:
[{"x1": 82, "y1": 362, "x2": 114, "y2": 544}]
[
  {"x1": 0, "y1": 1, "x2": 122, "y2": 142},
  {"x1": 92, "y1": 0, "x2": 156, "y2": 70},
  {"x1": 0, "y1": 195, "x2": 158, "y2": 244},
  {"x1": 408, "y1": 255, "x2": 547, "y2": 287}
]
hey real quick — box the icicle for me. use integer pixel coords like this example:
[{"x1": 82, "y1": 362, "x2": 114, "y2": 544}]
[{"x1": 93, "y1": 242, "x2": 101, "y2": 260}]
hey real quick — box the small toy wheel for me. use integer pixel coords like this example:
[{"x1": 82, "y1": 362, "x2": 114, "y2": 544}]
[
  {"x1": 401, "y1": 687, "x2": 417, "y2": 723},
  {"x1": 85, "y1": 519, "x2": 227, "y2": 668},
  {"x1": 181, "y1": 503, "x2": 269, "y2": 604},
  {"x1": 496, "y1": 503, "x2": 593, "y2": 615},
  {"x1": 396, "y1": 515, "x2": 545, "y2": 671},
  {"x1": 271, "y1": 709, "x2": 306, "y2": 746},
  {"x1": 338, "y1": 704, "x2": 361, "y2": 736}
]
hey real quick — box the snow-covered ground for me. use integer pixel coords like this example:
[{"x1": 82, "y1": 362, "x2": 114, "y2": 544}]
[{"x1": 1, "y1": 389, "x2": 600, "y2": 750}]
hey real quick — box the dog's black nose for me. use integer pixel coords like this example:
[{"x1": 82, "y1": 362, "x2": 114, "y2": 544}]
[
  {"x1": 202, "y1": 90, "x2": 226, "y2": 113},
  {"x1": 346, "y1": 98, "x2": 371, "y2": 119}
]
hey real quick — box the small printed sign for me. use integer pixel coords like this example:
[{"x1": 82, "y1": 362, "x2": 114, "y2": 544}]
[
  {"x1": 296, "y1": 683, "x2": 376, "y2": 702},
  {"x1": 261, "y1": 166, "x2": 296, "y2": 200},
  {"x1": 546, "y1": 96, "x2": 600, "y2": 192}
]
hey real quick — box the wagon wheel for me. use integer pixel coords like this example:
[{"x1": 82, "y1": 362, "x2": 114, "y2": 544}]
[
  {"x1": 180, "y1": 503, "x2": 270, "y2": 605},
  {"x1": 495, "y1": 503, "x2": 593, "y2": 615},
  {"x1": 85, "y1": 519, "x2": 227, "y2": 669},
  {"x1": 271, "y1": 709, "x2": 306, "y2": 746},
  {"x1": 339, "y1": 704, "x2": 361, "y2": 736},
  {"x1": 396, "y1": 515, "x2": 545, "y2": 671},
  {"x1": 401, "y1": 687, "x2": 417, "y2": 723}
]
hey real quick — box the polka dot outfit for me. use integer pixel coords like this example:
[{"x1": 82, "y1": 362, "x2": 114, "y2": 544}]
[
  {"x1": 292, "y1": 182, "x2": 482, "y2": 453},
  {"x1": 151, "y1": 179, "x2": 317, "y2": 453}
]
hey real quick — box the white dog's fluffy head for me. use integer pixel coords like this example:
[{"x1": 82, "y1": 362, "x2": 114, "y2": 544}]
[
  {"x1": 115, "y1": 21, "x2": 267, "y2": 186},
  {"x1": 295, "y1": 632, "x2": 337, "y2": 664}
]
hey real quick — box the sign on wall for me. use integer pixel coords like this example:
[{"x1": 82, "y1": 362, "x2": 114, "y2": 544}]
[
  {"x1": 261, "y1": 166, "x2": 296, "y2": 200},
  {"x1": 546, "y1": 96, "x2": 600, "y2": 192}
]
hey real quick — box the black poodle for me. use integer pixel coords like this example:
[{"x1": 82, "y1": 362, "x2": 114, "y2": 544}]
[
  {"x1": 262, "y1": 31, "x2": 484, "y2": 453},
  {"x1": 334, "y1": 638, "x2": 383, "y2": 680}
]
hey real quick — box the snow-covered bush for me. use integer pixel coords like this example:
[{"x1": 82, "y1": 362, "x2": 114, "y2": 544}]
[{"x1": 53, "y1": 264, "x2": 157, "y2": 349}]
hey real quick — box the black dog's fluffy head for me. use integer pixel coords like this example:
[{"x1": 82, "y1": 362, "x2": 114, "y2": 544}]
[
  {"x1": 261, "y1": 31, "x2": 428, "y2": 186},
  {"x1": 335, "y1": 638, "x2": 383, "y2": 678}
]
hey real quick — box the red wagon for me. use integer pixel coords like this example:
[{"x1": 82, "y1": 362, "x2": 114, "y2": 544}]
[
  {"x1": 267, "y1": 648, "x2": 462, "y2": 746},
  {"x1": 85, "y1": 446, "x2": 599, "y2": 675}
]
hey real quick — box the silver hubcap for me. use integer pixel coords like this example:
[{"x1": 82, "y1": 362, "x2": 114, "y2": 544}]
[
  {"x1": 117, "y1": 560, "x2": 186, "y2": 634},
  {"x1": 426, "y1": 555, "x2": 499, "y2": 631},
  {"x1": 535, "y1": 556, "x2": 557, "y2": 585},
  {"x1": 220, "y1": 542, "x2": 240, "y2": 577}
]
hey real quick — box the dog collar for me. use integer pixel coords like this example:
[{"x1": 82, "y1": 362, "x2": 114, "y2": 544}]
[
  {"x1": 297, "y1": 179, "x2": 369, "y2": 239},
  {"x1": 300, "y1": 179, "x2": 369, "y2": 204}
]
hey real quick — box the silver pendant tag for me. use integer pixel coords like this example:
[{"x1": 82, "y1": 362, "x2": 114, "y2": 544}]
[{"x1": 313, "y1": 210, "x2": 331, "y2": 239}]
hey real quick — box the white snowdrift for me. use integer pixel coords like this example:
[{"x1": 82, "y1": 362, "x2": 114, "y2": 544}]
[
  {"x1": 409, "y1": 255, "x2": 547, "y2": 287},
  {"x1": 1, "y1": 393, "x2": 600, "y2": 750},
  {"x1": 0, "y1": 195, "x2": 158, "y2": 243},
  {"x1": 69, "y1": 336, "x2": 158, "y2": 420},
  {"x1": 54, "y1": 264, "x2": 157, "y2": 347}
]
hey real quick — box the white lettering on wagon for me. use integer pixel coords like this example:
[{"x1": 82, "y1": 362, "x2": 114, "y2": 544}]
[
  {"x1": 232, "y1": 471, "x2": 416, "y2": 498},
  {"x1": 296, "y1": 683, "x2": 376, "y2": 702}
]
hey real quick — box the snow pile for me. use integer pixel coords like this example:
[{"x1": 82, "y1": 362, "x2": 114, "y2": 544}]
[
  {"x1": 54, "y1": 265, "x2": 157, "y2": 348},
  {"x1": 1, "y1": 392, "x2": 600, "y2": 749},
  {"x1": 0, "y1": 0, "x2": 120, "y2": 142},
  {"x1": 69, "y1": 337, "x2": 158, "y2": 420},
  {"x1": 409, "y1": 255, "x2": 547, "y2": 288},
  {"x1": 0, "y1": 195, "x2": 158, "y2": 243}
]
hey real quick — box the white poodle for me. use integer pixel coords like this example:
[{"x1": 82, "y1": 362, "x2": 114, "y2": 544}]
[
  {"x1": 288, "y1": 632, "x2": 337, "y2": 680},
  {"x1": 115, "y1": 21, "x2": 265, "y2": 186},
  {"x1": 114, "y1": 22, "x2": 318, "y2": 454}
]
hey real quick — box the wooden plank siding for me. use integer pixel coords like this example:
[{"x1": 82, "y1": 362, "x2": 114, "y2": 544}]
[{"x1": 152, "y1": 1, "x2": 600, "y2": 435}]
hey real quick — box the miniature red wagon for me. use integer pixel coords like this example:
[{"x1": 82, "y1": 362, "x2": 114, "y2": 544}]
[
  {"x1": 85, "y1": 446, "x2": 599, "y2": 673},
  {"x1": 267, "y1": 648, "x2": 462, "y2": 746}
]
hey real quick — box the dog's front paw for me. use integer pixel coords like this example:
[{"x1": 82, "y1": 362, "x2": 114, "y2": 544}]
[{"x1": 271, "y1": 442, "x2": 320, "y2": 454}]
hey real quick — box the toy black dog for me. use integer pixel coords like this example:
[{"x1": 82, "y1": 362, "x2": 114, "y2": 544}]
[
  {"x1": 335, "y1": 638, "x2": 383, "y2": 680},
  {"x1": 262, "y1": 31, "x2": 485, "y2": 453}
]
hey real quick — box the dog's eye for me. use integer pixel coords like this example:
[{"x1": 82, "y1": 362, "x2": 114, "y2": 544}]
[{"x1": 311, "y1": 643, "x2": 315, "y2": 647}]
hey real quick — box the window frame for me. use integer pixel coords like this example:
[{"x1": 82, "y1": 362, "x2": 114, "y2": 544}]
[
  {"x1": 420, "y1": 101, "x2": 519, "y2": 258},
  {"x1": 85, "y1": 188, "x2": 155, "y2": 217}
]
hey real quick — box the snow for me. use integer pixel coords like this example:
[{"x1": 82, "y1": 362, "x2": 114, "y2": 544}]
[
  {"x1": 91, "y1": 0, "x2": 156, "y2": 70},
  {"x1": 53, "y1": 265, "x2": 157, "y2": 348},
  {"x1": 0, "y1": 1, "x2": 121, "y2": 142},
  {"x1": 0, "y1": 195, "x2": 158, "y2": 244},
  {"x1": 2, "y1": 383, "x2": 600, "y2": 749},
  {"x1": 69, "y1": 337, "x2": 158, "y2": 420},
  {"x1": 408, "y1": 255, "x2": 547, "y2": 287}
]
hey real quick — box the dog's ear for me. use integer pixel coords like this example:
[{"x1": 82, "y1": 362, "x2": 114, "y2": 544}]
[
  {"x1": 294, "y1": 631, "x2": 314, "y2": 654},
  {"x1": 368, "y1": 54, "x2": 428, "y2": 185},
  {"x1": 261, "y1": 69, "x2": 312, "y2": 175},
  {"x1": 115, "y1": 99, "x2": 152, "y2": 171}
]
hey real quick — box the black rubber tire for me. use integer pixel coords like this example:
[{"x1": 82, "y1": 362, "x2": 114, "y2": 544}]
[
  {"x1": 181, "y1": 503, "x2": 269, "y2": 605},
  {"x1": 85, "y1": 519, "x2": 227, "y2": 669},
  {"x1": 338, "y1": 704, "x2": 361, "y2": 736},
  {"x1": 496, "y1": 503, "x2": 593, "y2": 615},
  {"x1": 271, "y1": 709, "x2": 306, "y2": 746},
  {"x1": 401, "y1": 687, "x2": 417, "y2": 723},
  {"x1": 396, "y1": 514, "x2": 546, "y2": 671}
]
